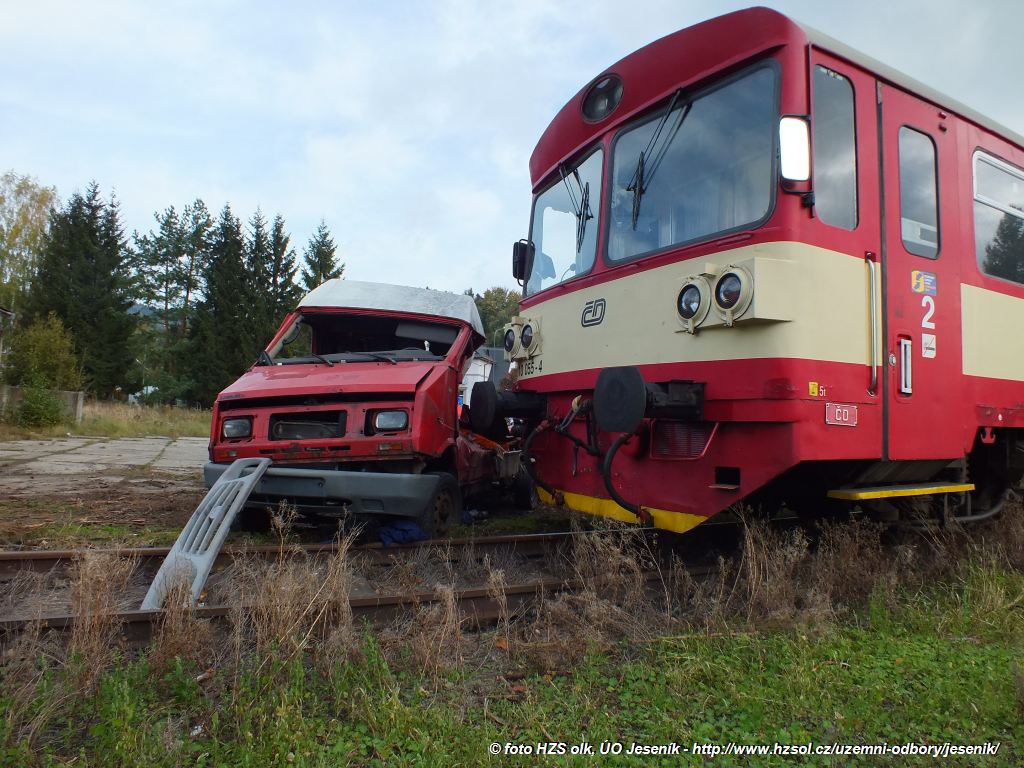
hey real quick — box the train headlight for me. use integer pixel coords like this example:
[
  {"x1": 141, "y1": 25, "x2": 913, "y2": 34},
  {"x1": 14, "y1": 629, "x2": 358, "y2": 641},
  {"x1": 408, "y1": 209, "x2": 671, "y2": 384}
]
[
  {"x1": 715, "y1": 274, "x2": 742, "y2": 309},
  {"x1": 222, "y1": 417, "x2": 252, "y2": 439},
  {"x1": 713, "y1": 268, "x2": 753, "y2": 325},
  {"x1": 521, "y1": 324, "x2": 534, "y2": 350},
  {"x1": 678, "y1": 285, "x2": 701, "y2": 319},
  {"x1": 582, "y1": 74, "x2": 624, "y2": 123},
  {"x1": 676, "y1": 277, "x2": 711, "y2": 334},
  {"x1": 502, "y1": 318, "x2": 524, "y2": 360}
]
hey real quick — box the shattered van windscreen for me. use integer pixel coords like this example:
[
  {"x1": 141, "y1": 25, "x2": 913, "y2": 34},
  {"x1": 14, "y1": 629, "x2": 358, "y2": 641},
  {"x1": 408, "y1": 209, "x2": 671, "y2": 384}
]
[{"x1": 267, "y1": 312, "x2": 460, "y2": 365}]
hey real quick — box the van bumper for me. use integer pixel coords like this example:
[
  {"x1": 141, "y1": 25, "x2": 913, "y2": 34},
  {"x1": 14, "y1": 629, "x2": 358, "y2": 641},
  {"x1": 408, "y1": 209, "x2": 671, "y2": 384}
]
[{"x1": 203, "y1": 462, "x2": 440, "y2": 518}]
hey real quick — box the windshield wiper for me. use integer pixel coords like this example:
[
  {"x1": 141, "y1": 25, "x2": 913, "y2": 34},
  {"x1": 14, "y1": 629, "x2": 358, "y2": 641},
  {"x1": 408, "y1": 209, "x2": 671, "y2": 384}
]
[
  {"x1": 626, "y1": 91, "x2": 690, "y2": 229},
  {"x1": 256, "y1": 350, "x2": 273, "y2": 366},
  {"x1": 346, "y1": 351, "x2": 399, "y2": 365},
  {"x1": 311, "y1": 354, "x2": 335, "y2": 367},
  {"x1": 559, "y1": 165, "x2": 593, "y2": 253}
]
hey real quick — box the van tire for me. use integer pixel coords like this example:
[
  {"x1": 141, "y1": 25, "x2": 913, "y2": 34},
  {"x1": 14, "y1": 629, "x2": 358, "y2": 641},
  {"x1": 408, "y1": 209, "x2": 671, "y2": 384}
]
[{"x1": 419, "y1": 473, "x2": 460, "y2": 538}]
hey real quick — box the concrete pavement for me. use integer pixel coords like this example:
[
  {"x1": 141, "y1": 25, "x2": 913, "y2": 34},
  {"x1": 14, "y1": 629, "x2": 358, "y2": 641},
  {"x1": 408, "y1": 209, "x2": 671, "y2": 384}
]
[{"x1": 0, "y1": 436, "x2": 208, "y2": 496}]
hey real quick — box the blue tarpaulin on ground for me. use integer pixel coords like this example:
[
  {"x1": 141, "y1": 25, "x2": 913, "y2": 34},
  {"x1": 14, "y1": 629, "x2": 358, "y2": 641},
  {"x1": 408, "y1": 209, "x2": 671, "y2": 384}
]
[{"x1": 378, "y1": 519, "x2": 429, "y2": 545}]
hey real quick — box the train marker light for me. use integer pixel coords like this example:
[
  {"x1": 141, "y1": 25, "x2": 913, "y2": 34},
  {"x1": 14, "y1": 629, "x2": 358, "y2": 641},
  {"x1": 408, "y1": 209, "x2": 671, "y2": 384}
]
[
  {"x1": 713, "y1": 267, "x2": 753, "y2": 325},
  {"x1": 678, "y1": 285, "x2": 701, "y2": 319},
  {"x1": 715, "y1": 274, "x2": 742, "y2": 309},
  {"x1": 779, "y1": 116, "x2": 811, "y2": 181},
  {"x1": 676, "y1": 276, "x2": 712, "y2": 334}
]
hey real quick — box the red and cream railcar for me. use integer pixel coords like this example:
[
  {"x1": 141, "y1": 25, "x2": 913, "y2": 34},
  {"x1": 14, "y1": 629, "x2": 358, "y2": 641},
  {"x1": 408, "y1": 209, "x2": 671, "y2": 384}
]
[{"x1": 473, "y1": 6, "x2": 1024, "y2": 532}]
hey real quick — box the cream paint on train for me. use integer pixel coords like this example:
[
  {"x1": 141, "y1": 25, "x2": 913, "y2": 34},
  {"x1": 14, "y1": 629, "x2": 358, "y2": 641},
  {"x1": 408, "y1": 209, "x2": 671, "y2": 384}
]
[
  {"x1": 961, "y1": 283, "x2": 1024, "y2": 382},
  {"x1": 517, "y1": 242, "x2": 878, "y2": 379}
]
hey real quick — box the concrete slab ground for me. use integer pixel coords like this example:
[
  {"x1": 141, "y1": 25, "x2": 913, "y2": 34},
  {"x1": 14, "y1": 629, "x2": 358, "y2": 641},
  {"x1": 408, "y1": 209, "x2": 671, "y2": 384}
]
[{"x1": 0, "y1": 436, "x2": 207, "y2": 497}]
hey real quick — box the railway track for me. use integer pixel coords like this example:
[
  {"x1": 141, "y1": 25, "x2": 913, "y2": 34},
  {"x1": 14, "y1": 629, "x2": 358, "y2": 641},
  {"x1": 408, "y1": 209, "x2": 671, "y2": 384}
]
[
  {"x1": 0, "y1": 530, "x2": 593, "y2": 579},
  {"x1": 0, "y1": 529, "x2": 693, "y2": 646}
]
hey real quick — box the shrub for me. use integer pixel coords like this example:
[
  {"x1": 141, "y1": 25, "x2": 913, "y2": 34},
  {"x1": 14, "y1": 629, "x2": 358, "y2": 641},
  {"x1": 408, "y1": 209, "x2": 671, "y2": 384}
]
[
  {"x1": 4, "y1": 313, "x2": 82, "y2": 390},
  {"x1": 15, "y1": 378, "x2": 65, "y2": 427}
]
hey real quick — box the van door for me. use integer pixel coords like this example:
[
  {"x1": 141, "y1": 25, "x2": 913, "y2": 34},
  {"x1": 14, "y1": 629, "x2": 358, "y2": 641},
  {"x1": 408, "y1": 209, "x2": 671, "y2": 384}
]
[{"x1": 879, "y1": 84, "x2": 963, "y2": 459}]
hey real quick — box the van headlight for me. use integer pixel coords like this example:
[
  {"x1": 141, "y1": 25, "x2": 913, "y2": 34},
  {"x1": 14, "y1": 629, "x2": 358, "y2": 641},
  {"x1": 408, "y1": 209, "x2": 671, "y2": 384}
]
[
  {"x1": 373, "y1": 410, "x2": 409, "y2": 432},
  {"x1": 222, "y1": 417, "x2": 252, "y2": 439}
]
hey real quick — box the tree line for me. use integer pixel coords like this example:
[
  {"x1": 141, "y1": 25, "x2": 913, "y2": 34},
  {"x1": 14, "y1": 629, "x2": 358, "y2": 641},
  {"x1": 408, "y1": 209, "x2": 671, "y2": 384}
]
[
  {"x1": 0, "y1": 171, "x2": 523, "y2": 410},
  {"x1": 1, "y1": 174, "x2": 342, "y2": 406}
]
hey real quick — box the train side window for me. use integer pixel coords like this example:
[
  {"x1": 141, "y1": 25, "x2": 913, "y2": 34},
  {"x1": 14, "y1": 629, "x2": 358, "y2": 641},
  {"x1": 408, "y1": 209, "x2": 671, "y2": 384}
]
[
  {"x1": 974, "y1": 151, "x2": 1024, "y2": 284},
  {"x1": 812, "y1": 66, "x2": 857, "y2": 230},
  {"x1": 897, "y1": 127, "x2": 939, "y2": 258}
]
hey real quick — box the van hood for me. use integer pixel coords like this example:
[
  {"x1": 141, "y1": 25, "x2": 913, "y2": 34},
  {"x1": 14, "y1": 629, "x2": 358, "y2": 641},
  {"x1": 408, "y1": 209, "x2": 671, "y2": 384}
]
[{"x1": 217, "y1": 361, "x2": 440, "y2": 402}]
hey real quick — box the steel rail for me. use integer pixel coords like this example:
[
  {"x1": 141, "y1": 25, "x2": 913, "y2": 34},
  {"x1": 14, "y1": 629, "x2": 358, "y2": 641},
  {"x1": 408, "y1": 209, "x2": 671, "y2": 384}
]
[
  {"x1": 0, "y1": 530, "x2": 604, "y2": 578},
  {"x1": 0, "y1": 567, "x2": 711, "y2": 645}
]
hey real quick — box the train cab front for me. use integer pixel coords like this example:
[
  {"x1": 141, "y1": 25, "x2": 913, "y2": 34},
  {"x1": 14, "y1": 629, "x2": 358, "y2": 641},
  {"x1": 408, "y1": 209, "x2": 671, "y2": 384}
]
[{"x1": 488, "y1": 7, "x2": 887, "y2": 533}]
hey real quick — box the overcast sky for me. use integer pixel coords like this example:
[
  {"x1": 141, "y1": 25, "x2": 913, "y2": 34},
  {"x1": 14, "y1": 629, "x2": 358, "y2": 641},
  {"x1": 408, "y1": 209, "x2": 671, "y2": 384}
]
[{"x1": 3, "y1": 0, "x2": 1021, "y2": 295}]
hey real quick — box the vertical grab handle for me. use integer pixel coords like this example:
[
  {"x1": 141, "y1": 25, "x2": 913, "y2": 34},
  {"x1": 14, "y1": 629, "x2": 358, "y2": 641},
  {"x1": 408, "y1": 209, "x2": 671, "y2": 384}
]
[
  {"x1": 899, "y1": 337, "x2": 913, "y2": 395},
  {"x1": 866, "y1": 252, "x2": 879, "y2": 395}
]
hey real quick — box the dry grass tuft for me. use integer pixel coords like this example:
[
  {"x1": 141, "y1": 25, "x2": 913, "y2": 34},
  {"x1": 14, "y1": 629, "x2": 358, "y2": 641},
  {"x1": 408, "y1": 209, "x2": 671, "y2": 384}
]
[
  {"x1": 407, "y1": 583, "x2": 463, "y2": 680},
  {"x1": 66, "y1": 550, "x2": 137, "y2": 689},
  {"x1": 227, "y1": 510, "x2": 359, "y2": 684},
  {"x1": 151, "y1": 578, "x2": 214, "y2": 674}
]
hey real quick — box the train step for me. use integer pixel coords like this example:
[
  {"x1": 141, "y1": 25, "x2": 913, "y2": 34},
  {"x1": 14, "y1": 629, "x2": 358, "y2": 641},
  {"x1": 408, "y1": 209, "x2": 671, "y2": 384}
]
[
  {"x1": 141, "y1": 457, "x2": 272, "y2": 610},
  {"x1": 826, "y1": 482, "x2": 974, "y2": 501}
]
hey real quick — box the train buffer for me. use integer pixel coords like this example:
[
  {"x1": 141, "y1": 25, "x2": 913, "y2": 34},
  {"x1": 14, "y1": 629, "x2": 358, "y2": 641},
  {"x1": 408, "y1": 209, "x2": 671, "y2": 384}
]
[{"x1": 141, "y1": 457, "x2": 271, "y2": 610}]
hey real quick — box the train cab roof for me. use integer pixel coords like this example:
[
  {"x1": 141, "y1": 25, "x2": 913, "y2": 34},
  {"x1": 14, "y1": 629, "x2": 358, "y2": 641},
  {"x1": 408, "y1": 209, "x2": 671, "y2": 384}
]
[{"x1": 530, "y1": 6, "x2": 1024, "y2": 187}]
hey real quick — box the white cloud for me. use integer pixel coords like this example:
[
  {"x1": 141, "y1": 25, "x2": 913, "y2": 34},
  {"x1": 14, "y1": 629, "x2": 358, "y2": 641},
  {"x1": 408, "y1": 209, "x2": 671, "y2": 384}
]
[{"x1": 2, "y1": 0, "x2": 1022, "y2": 297}]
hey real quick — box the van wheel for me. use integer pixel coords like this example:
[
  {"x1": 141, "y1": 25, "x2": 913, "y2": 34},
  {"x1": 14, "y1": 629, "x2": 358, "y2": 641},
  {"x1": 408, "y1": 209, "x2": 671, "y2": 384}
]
[
  {"x1": 419, "y1": 473, "x2": 460, "y2": 538},
  {"x1": 236, "y1": 506, "x2": 271, "y2": 533}
]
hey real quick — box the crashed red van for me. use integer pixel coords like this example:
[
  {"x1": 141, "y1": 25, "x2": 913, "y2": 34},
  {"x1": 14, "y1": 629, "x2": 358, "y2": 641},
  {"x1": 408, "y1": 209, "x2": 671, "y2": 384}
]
[{"x1": 204, "y1": 279, "x2": 526, "y2": 535}]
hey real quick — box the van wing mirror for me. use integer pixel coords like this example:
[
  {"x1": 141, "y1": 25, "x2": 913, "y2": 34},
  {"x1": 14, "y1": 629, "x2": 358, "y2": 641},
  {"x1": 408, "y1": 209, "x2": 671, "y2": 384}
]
[{"x1": 512, "y1": 239, "x2": 535, "y2": 281}]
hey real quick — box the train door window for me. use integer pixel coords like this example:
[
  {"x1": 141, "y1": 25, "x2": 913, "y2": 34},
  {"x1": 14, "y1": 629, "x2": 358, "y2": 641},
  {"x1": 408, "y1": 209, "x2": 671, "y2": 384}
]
[
  {"x1": 812, "y1": 66, "x2": 857, "y2": 229},
  {"x1": 897, "y1": 127, "x2": 939, "y2": 258},
  {"x1": 973, "y1": 151, "x2": 1024, "y2": 284}
]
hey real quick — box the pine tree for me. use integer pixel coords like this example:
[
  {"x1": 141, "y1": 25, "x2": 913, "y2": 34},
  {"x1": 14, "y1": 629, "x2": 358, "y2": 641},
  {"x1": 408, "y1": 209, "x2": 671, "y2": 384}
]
[
  {"x1": 27, "y1": 182, "x2": 135, "y2": 397},
  {"x1": 177, "y1": 199, "x2": 212, "y2": 340},
  {"x1": 268, "y1": 214, "x2": 302, "y2": 332},
  {"x1": 185, "y1": 204, "x2": 254, "y2": 405},
  {"x1": 245, "y1": 208, "x2": 272, "y2": 350},
  {"x1": 301, "y1": 220, "x2": 344, "y2": 290}
]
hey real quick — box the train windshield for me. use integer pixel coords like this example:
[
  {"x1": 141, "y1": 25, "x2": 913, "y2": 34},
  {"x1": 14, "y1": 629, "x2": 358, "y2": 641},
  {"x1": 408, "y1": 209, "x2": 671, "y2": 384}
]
[
  {"x1": 608, "y1": 66, "x2": 778, "y2": 261},
  {"x1": 525, "y1": 149, "x2": 603, "y2": 296}
]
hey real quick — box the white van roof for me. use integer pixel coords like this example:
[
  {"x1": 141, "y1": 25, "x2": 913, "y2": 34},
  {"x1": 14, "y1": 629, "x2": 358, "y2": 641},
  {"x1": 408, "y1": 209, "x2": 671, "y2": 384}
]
[{"x1": 299, "y1": 279, "x2": 485, "y2": 336}]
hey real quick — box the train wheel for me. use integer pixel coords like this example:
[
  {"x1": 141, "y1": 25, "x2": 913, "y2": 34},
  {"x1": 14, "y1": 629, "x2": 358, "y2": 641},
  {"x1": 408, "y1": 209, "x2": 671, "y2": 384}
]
[{"x1": 419, "y1": 473, "x2": 459, "y2": 538}]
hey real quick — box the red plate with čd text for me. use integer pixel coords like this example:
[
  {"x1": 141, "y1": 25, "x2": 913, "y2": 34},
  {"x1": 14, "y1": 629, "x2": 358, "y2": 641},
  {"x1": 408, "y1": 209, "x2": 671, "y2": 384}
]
[{"x1": 825, "y1": 402, "x2": 858, "y2": 427}]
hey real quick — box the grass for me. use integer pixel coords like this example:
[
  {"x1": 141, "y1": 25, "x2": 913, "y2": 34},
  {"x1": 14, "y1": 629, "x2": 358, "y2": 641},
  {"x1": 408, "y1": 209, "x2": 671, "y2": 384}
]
[
  {"x1": 2, "y1": 510, "x2": 1023, "y2": 766},
  {"x1": 0, "y1": 401, "x2": 210, "y2": 440}
]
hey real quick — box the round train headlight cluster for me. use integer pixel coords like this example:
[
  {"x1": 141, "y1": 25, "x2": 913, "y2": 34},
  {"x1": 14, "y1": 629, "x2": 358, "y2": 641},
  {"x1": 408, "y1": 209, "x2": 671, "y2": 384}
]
[
  {"x1": 712, "y1": 267, "x2": 753, "y2": 325},
  {"x1": 675, "y1": 277, "x2": 711, "y2": 334},
  {"x1": 502, "y1": 317, "x2": 540, "y2": 360}
]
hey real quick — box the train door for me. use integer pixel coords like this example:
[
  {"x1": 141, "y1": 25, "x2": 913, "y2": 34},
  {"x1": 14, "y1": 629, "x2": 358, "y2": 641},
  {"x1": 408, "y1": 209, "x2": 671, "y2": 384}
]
[{"x1": 879, "y1": 84, "x2": 963, "y2": 459}]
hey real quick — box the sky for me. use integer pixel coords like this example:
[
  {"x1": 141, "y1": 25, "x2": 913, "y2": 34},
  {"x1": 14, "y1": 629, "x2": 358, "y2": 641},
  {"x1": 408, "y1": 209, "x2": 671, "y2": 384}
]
[{"x1": 2, "y1": 0, "x2": 1021, "y2": 295}]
